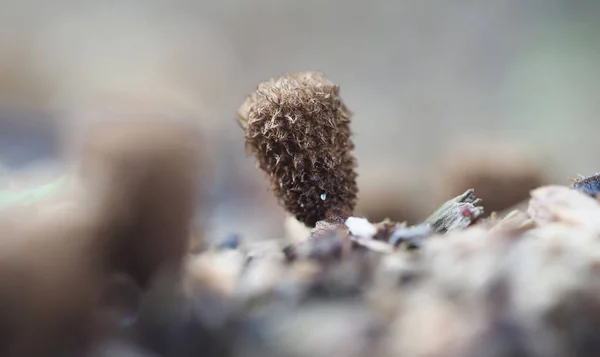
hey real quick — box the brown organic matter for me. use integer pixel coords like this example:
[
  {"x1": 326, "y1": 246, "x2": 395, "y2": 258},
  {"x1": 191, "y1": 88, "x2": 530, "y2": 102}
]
[{"x1": 237, "y1": 71, "x2": 358, "y2": 227}]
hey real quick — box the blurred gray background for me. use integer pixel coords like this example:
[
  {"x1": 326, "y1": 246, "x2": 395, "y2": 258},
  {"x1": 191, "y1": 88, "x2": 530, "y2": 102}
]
[{"x1": 0, "y1": 0, "x2": 599, "y2": 240}]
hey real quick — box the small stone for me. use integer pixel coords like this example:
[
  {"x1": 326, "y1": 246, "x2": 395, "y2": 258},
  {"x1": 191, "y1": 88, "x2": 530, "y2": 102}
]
[{"x1": 345, "y1": 217, "x2": 377, "y2": 239}]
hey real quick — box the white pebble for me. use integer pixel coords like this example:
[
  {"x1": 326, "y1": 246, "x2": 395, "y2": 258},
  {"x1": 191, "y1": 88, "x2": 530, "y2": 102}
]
[{"x1": 345, "y1": 216, "x2": 377, "y2": 239}]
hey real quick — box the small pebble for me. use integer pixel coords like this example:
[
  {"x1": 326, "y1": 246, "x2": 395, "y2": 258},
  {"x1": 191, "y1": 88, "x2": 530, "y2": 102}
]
[{"x1": 345, "y1": 217, "x2": 377, "y2": 239}]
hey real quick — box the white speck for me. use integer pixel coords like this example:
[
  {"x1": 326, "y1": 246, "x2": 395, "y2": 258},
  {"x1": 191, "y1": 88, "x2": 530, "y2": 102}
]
[
  {"x1": 345, "y1": 217, "x2": 377, "y2": 239},
  {"x1": 320, "y1": 193, "x2": 327, "y2": 201}
]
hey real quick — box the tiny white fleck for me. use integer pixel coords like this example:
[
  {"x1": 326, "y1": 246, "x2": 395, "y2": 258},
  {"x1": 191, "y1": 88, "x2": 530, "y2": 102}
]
[
  {"x1": 345, "y1": 217, "x2": 377, "y2": 239},
  {"x1": 320, "y1": 193, "x2": 327, "y2": 201}
]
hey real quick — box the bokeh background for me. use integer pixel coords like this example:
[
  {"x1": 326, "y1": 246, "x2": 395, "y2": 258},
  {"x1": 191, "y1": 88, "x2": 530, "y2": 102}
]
[{"x1": 0, "y1": 0, "x2": 599, "y2": 241}]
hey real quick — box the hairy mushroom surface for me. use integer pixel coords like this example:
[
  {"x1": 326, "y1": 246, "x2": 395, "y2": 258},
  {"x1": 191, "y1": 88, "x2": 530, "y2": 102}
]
[{"x1": 237, "y1": 71, "x2": 358, "y2": 227}]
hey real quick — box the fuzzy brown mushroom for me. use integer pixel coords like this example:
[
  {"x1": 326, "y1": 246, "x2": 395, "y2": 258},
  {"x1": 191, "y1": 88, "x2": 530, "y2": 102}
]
[{"x1": 237, "y1": 71, "x2": 358, "y2": 227}]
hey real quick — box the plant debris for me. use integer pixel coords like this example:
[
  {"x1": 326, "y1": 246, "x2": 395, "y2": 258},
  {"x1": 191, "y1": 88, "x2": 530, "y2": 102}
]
[
  {"x1": 571, "y1": 173, "x2": 600, "y2": 198},
  {"x1": 423, "y1": 188, "x2": 484, "y2": 233},
  {"x1": 435, "y1": 142, "x2": 547, "y2": 217}
]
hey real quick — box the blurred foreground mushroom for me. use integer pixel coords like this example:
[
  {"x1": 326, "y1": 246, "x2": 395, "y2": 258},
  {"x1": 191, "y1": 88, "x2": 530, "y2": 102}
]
[{"x1": 0, "y1": 120, "x2": 202, "y2": 357}]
